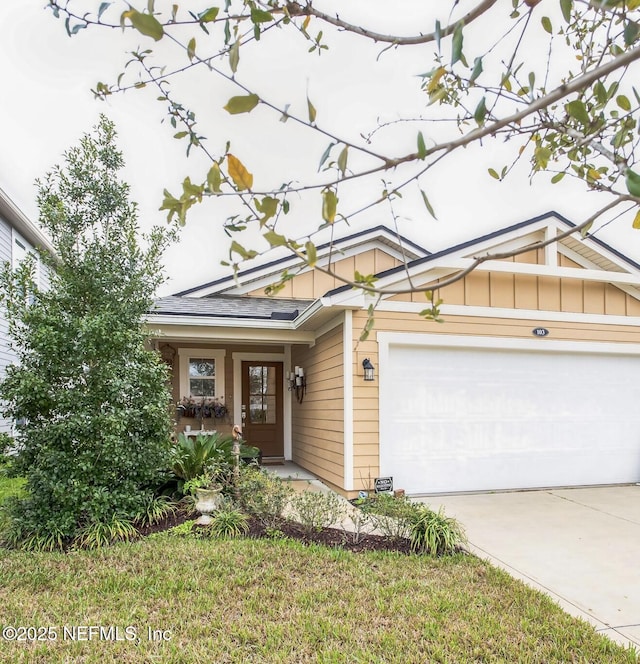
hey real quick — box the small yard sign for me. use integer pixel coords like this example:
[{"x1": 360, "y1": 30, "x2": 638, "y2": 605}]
[{"x1": 374, "y1": 476, "x2": 393, "y2": 494}]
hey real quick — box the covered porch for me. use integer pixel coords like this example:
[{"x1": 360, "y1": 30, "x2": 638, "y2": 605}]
[{"x1": 150, "y1": 294, "x2": 316, "y2": 463}]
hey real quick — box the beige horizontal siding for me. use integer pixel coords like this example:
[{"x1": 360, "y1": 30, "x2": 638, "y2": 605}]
[
  {"x1": 351, "y1": 323, "x2": 380, "y2": 490},
  {"x1": 291, "y1": 323, "x2": 345, "y2": 485}
]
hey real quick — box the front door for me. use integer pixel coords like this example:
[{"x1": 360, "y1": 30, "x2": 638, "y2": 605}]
[{"x1": 241, "y1": 362, "x2": 284, "y2": 459}]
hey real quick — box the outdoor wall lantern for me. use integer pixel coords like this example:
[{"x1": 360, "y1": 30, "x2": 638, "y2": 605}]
[
  {"x1": 362, "y1": 358, "x2": 375, "y2": 381},
  {"x1": 288, "y1": 366, "x2": 306, "y2": 404}
]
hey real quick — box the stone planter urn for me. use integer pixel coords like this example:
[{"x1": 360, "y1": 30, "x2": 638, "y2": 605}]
[{"x1": 195, "y1": 487, "x2": 223, "y2": 525}]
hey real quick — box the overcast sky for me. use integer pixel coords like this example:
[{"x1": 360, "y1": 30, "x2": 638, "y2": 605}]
[{"x1": 2, "y1": 1, "x2": 640, "y2": 296}]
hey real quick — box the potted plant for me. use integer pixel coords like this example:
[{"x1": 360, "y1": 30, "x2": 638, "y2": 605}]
[{"x1": 184, "y1": 460, "x2": 229, "y2": 525}]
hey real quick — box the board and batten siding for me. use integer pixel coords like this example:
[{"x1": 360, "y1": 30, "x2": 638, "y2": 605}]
[
  {"x1": 247, "y1": 249, "x2": 402, "y2": 300},
  {"x1": 387, "y1": 251, "x2": 640, "y2": 316},
  {"x1": 291, "y1": 324, "x2": 345, "y2": 490}
]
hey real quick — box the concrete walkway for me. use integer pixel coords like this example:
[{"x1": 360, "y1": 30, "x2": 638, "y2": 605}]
[
  {"x1": 265, "y1": 461, "x2": 382, "y2": 534},
  {"x1": 421, "y1": 486, "x2": 640, "y2": 649}
]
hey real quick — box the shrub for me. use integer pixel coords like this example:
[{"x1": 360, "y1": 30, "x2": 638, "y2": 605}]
[
  {"x1": 408, "y1": 505, "x2": 467, "y2": 556},
  {"x1": 359, "y1": 493, "x2": 417, "y2": 541},
  {"x1": 0, "y1": 117, "x2": 173, "y2": 550},
  {"x1": 236, "y1": 466, "x2": 293, "y2": 528},
  {"x1": 289, "y1": 488, "x2": 345, "y2": 534},
  {"x1": 340, "y1": 509, "x2": 373, "y2": 545}
]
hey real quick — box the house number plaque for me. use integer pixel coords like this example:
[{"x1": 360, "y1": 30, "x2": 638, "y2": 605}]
[{"x1": 532, "y1": 327, "x2": 550, "y2": 337}]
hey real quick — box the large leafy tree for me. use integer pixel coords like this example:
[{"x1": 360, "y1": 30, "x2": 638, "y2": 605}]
[
  {"x1": 0, "y1": 115, "x2": 174, "y2": 550},
  {"x1": 48, "y1": 1, "x2": 640, "y2": 316}
]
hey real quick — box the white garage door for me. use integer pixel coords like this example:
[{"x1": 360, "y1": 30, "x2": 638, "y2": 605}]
[{"x1": 381, "y1": 341, "x2": 640, "y2": 494}]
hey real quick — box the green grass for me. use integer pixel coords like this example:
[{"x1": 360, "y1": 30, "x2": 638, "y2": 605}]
[
  {"x1": 0, "y1": 474, "x2": 25, "y2": 505},
  {"x1": 0, "y1": 534, "x2": 636, "y2": 663}
]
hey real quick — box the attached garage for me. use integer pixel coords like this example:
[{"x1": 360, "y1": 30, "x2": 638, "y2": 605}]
[
  {"x1": 379, "y1": 334, "x2": 640, "y2": 494},
  {"x1": 150, "y1": 212, "x2": 640, "y2": 498}
]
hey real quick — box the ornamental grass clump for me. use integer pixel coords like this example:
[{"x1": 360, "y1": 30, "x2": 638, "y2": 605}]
[
  {"x1": 408, "y1": 505, "x2": 467, "y2": 556},
  {"x1": 207, "y1": 507, "x2": 250, "y2": 538}
]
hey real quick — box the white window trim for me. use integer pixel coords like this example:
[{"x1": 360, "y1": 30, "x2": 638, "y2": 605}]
[
  {"x1": 343, "y1": 310, "x2": 354, "y2": 491},
  {"x1": 177, "y1": 348, "x2": 227, "y2": 400}
]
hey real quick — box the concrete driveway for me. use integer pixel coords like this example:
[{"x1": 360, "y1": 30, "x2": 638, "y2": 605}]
[{"x1": 422, "y1": 486, "x2": 640, "y2": 649}]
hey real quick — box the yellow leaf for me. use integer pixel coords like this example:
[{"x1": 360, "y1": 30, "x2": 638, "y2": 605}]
[
  {"x1": 337, "y1": 146, "x2": 348, "y2": 177},
  {"x1": 207, "y1": 163, "x2": 222, "y2": 193},
  {"x1": 230, "y1": 40, "x2": 240, "y2": 74},
  {"x1": 633, "y1": 210, "x2": 640, "y2": 229},
  {"x1": 227, "y1": 154, "x2": 253, "y2": 191},
  {"x1": 322, "y1": 189, "x2": 338, "y2": 224},
  {"x1": 121, "y1": 9, "x2": 164, "y2": 41},
  {"x1": 427, "y1": 66, "x2": 447, "y2": 94},
  {"x1": 307, "y1": 95, "x2": 316, "y2": 124}
]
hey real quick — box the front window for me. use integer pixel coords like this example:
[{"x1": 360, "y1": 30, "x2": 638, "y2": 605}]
[
  {"x1": 189, "y1": 358, "x2": 216, "y2": 397},
  {"x1": 178, "y1": 348, "x2": 226, "y2": 402}
]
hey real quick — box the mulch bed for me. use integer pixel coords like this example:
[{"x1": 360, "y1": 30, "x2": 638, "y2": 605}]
[
  {"x1": 245, "y1": 517, "x2": 413, "y2": 555},
  {"x1": 139, "y1": 510, "x2": 413, "y2": 555}
]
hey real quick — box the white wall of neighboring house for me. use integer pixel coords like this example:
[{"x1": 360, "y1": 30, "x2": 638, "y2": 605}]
[{"x1": 0, "y1": 188, "x2": 54, "y2": 435}]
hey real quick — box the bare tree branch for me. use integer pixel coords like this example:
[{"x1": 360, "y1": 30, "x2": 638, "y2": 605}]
[{"x1": 285, "y1": 0, "x2": 499, "y2": 46}]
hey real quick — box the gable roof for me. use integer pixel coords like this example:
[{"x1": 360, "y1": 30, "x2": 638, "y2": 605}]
[
  {"x1": 174, "y1": 225, "x2": 430, "y2": 298},
  {"x1": 148, "y1": 211, "x2": 640, "y2": 333},
  {"x1": 325, "y1": 211, "x2": 640, "y2": 300}
]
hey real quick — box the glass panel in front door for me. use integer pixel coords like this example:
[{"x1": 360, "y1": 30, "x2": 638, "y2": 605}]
[{"x1": 248, "y1": 366, "x2": 277, "y2": 424}]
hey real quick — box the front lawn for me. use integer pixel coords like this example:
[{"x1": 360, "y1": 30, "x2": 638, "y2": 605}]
[{"x1": 0, "y1": 534, "x2": 636, "y2": 663}]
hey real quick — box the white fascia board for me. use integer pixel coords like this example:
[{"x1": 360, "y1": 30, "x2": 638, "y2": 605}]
[
  {"x1": 377, "y1": 299, "x2": 640, "y2": 327},
  {"x1": 147, "y1": 314, "x2": 295, "y2": 329},
  {"x1": 0, "y1": 188, "x2": 56, "y2": 258},
  {"x1": 290, "y1": 298, "x2": 326, "y2": 328},
  {"x1": 146, "y1": 321, "x2": 315, "y2": 345},
  {"x1": 323, "y1": 290, "x2": 367, "y2": 309},
  {"x1": 431, "y1": 258, "x2": 640, "y2": 286},
  {"x1": 377, "y1": 331, "x2": 640, "y2": 356}
]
